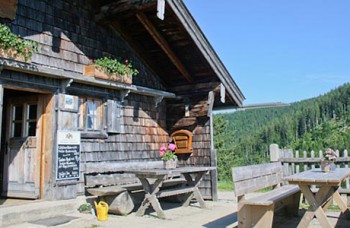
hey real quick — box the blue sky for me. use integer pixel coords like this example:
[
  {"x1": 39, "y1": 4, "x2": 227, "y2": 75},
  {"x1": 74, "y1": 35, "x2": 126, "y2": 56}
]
[{"x1": 183, "y1": 0, "x2": 350, "y2": 105}]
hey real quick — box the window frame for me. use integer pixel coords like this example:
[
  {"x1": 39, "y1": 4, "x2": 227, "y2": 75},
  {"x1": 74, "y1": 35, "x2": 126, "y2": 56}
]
[
  {"x1": 78, "y1": 97, "x2": 104, "y2": 132},
  {"x1": 11, "y1": 103, "x2": 37, "y2": 138},
  {"x1": 75, "y1": 96, "x2": 122, "y2": 139}
]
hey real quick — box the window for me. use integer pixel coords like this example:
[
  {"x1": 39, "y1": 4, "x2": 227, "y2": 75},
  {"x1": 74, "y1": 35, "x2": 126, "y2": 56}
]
[
  {"x1": 78, "y1": 97, "x2": 102, "y2": 131},
  {"x1": 12, "y1": 105, "x2": 23, "y2": 137},
  {"x1": 11, "y1": 104, "x2": 37, "y2": 137},
  {"x1": 26, "y1": 104, "x2": 37, "y2": 136}
]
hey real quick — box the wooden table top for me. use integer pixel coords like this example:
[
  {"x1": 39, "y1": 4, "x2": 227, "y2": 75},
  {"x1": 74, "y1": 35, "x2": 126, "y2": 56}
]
[
  {"x1": 127, "y1": 166, "x2": 216, "y2": 176},
  {"x1": 283, "y1": 168, "x2": 350, "y2": 185}
]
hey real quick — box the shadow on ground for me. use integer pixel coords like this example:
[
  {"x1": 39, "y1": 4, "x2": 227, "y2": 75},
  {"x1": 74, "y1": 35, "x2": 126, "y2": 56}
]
[{"x1": 202, "y1": 212, "x2": 237, "y2": 228}]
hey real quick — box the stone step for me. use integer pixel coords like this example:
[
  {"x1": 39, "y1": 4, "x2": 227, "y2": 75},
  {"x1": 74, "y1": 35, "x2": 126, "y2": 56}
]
[{"x1": 0, "y1": 197, "x2": 86, "y2": 227}]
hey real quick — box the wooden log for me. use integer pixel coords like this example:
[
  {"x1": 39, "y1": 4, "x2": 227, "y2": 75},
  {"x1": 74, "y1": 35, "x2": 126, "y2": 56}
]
[{"x1": 101, "y1": 191, "x2": 134, "y2": 215}]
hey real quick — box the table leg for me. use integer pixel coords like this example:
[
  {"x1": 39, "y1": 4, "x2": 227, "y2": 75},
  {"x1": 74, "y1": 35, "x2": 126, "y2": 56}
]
[
  {"x1": 333, "y1": 191, "x2": 348, "y2": 213},
  {"x1": 332, "y1": 190, "x2": 350, "y2": 219},
  {"x1": 135, "y1": 176, "x2": 166, "y2": 219},
  {"x1": 299, "y1": 185, "x2": 333, "y2": 228},
  {"x1": 182, "y1": 171, "x2": 207, "y2": 208}
]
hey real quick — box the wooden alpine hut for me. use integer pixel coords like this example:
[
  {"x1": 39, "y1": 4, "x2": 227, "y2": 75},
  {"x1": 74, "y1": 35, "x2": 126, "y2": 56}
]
[{"x1": 0, "y1": 0, "x2": 244, "y2": 202}]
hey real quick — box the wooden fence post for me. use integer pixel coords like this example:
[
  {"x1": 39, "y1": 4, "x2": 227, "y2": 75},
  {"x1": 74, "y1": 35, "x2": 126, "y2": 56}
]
[
  {"x1": 270, "y1": 144, "x2": 280, "y2": 162},
  {"x1": 270, "y1": 144, "x2": 294, "y2": 177}
]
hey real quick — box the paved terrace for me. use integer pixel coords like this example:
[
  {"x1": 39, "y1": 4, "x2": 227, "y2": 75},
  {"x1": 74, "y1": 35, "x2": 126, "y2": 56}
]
[{"x1": 7, "y1": 191, "x2": 350, "y2": 228}]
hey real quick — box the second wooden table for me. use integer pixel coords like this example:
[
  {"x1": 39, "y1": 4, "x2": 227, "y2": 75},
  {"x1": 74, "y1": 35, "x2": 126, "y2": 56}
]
[{"x1": 283, "y1": 168, "x2": 350, "y2": 228}]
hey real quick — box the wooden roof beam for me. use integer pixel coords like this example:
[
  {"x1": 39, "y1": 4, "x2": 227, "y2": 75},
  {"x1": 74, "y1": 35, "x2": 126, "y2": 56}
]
[
  {"x1": 136, "y1": 12, "x2": 193, "y2": 83},
  {"x1": 95, "y1": 0, "x2": 155, "y2": 22}
]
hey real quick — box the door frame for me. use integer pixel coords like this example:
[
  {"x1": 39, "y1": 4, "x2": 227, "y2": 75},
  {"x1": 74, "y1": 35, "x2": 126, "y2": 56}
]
[{"x1": 0, "y1": 87, "x2": 53, "y2": 199}]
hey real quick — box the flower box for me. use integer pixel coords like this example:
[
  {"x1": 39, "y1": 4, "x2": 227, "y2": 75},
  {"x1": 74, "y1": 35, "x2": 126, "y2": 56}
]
[
  {"x1": 1, "y1": 24, "x2": 37, "y2": 62},
  {"x1": 0, "y1": 47, "x2": 28, "y2": 62},
  {"x1": 83, "y1": 65, "x2": 132, "y2": 84}
]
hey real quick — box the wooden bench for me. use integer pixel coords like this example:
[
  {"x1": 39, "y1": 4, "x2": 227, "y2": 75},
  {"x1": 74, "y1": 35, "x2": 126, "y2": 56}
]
[
  {"x1": 232, "y1": 162, "x2": 301, "y2": 228},
  {"x1": 84, "y1": 162, "x2": 186, "y2": 215}
]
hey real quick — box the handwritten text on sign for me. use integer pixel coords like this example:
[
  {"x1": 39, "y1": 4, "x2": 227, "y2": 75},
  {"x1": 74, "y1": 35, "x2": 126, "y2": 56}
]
[{"x1": 56, "y1": 131, "x2": 81, "y2": 180}]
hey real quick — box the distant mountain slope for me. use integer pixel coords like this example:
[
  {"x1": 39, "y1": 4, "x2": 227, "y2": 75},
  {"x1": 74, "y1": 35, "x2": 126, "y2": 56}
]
[{"x1": 214, "y1": 83, "x2": 350, "y2": 180}]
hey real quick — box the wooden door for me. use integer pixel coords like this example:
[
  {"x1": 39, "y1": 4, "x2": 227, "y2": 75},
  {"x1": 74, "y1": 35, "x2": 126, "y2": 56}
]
[{"x1": 2, "y1": 96, "x2": 42, "y2": 198}]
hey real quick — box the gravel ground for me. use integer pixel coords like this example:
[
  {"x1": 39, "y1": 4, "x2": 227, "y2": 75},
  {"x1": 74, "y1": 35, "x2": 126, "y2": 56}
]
[
  {"x1": 9, "y1": 191, "x2": 350, "y2": 228},
  {"x1": 64, "y1": 191, "x2": 237, "y2": 228}
]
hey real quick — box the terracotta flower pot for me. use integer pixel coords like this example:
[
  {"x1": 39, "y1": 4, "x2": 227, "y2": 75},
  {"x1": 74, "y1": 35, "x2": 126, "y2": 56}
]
[{"x1": 83, "y1": 65, "x2": 132, "y2": 84}]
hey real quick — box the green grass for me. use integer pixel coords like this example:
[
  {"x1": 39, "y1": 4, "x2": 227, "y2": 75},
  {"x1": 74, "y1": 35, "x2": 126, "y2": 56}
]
[
  {"x1": 218, "y1": 180, "x2": 233, "y2": 191},
  {"x1": 217, "y1": 179, "x2": 272, "y2": 192},
  {"x1": 300, "y1": 202, "x2": 340, "y2": 211}
]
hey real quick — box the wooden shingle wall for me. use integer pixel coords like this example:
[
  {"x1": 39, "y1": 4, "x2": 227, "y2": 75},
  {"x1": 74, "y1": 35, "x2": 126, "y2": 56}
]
[
  {"x1": 2, "y1": 0, "x2": 172, "y2": 199},
  {"x1": 4, "y1": 0, "x2": 164, "y2": 90},
  {"x1": 78, "y1": 94, "x2": 169, "y2": 193},
  {"x1": 2, "y1": 0, "x2": 217, "y2": 200},
  {"x1": 167, "y1": 91, "x2": 214, "y2": 199},
  {"x1": 80, "y1": 94, "x2": 168, "y2": 164}
]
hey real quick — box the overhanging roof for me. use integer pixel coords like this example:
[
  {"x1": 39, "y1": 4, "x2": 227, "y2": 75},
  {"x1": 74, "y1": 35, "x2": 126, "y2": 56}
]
[{"x1": 93, "y1": 0, "x2": 245, "y2": 107}]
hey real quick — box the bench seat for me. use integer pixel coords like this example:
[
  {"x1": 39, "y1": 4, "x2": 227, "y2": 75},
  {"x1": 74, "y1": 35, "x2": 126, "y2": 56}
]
[
  {"x1": 87, "y1": 177, "x2": 187, "y2": 196},
  {"x1": 243, "y1": 185, "x2": 300, "y2": 206}
]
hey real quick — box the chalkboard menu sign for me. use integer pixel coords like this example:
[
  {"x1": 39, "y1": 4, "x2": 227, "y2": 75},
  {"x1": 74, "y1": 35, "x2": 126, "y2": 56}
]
[{"x1": 56, "y1": 131, "x2": 81, "y2": 180}]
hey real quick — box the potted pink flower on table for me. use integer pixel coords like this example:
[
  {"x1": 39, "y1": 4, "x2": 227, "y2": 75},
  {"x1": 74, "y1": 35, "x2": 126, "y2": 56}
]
[
  {"x1": 321, "y1": 148, "x2": 338, "y2": 172},
  {"x1": 160, "y1": 143, "x2": 177, "y2": 169}
]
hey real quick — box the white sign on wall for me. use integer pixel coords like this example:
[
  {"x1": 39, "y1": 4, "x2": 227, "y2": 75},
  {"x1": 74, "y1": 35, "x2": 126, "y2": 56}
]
[{"x1": 64, "y1": 95, "x2": 74, "y2": 110}]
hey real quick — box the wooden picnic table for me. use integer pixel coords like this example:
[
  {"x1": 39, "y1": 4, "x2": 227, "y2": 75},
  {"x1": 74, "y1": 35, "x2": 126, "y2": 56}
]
[
  {"x1": 127, "y1": 166, "x2": 216, "y2": 218},
  {"x1": 283, "y1": 168, "x2": 350, "y2": 228}
]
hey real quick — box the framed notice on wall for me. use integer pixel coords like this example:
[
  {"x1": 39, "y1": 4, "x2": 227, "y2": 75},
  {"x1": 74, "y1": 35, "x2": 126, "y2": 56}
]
[{"x1": 56, "y1": 130, "x2": 81, "y2": 180}]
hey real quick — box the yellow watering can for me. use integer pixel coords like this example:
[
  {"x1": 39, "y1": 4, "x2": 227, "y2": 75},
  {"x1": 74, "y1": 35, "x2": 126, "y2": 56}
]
[{"x1": 94, "y1": 201, "x2": 109, "y2": 221}]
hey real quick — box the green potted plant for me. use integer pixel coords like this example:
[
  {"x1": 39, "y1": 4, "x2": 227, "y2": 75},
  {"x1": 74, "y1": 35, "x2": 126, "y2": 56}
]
[
  {"x1": 0, "y1": 23, "x2": 38, "y2": 62},
  {"x1": 83, "y1": 56, "x2": 139, "y2": 84},
  {"x1": 78, "y1": 203, "x2": 93, "y2": 214}
]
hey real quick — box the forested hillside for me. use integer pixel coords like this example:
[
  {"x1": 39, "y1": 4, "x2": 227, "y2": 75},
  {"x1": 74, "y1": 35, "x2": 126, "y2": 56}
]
[{"x1": 214, "y1": 83, "x2": 350, "y2": 181}]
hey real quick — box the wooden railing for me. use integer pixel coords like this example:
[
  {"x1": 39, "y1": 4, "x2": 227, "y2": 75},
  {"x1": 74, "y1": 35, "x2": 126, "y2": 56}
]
[{"x1": 269, "y1": 144, "x2": 350, "y2": 194}]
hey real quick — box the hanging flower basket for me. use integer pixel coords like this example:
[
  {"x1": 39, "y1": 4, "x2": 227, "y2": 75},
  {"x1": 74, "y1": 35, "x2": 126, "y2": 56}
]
[{"x1": 83, "y1": 65, "x2": 132, "y2": 84}]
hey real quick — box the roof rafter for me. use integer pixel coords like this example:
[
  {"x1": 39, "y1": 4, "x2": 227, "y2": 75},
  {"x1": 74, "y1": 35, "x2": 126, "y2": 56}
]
[
  {"x1": 95, "y1": 0, "x2": 155, "y2": 22},
  {"x1": 136, "y1": 12, "x2": 193, "y2": 83}
]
